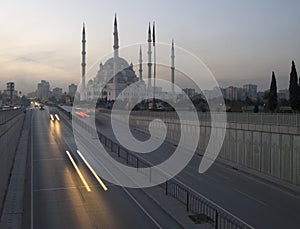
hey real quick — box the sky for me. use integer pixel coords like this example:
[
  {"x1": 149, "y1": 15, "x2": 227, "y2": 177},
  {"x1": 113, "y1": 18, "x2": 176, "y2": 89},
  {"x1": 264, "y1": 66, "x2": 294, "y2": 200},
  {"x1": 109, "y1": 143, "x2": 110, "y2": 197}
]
[{"x1": 0, "y1": 0, "x2": 300, "y2": 94}]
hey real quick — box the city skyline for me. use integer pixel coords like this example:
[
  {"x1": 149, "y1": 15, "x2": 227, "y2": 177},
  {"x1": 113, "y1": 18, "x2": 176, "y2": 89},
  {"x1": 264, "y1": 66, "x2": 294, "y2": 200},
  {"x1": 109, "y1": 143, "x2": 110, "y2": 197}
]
[{"x1": 0, "y1": 0, "x2": 300, "y2": 93}]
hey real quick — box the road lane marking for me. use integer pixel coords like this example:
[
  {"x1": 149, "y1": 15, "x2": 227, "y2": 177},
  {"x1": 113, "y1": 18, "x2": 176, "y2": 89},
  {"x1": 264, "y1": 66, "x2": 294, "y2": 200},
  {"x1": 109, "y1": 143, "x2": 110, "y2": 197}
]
[
  {"x1": 76, "y1": 136, "x2": 162, "y2": 229},
  {"x1": 30, "y1": 111, "x2": 34, "y2": 229},
  {"x1": 233, "y1": 188, "x2": 268, "y2": 206},
  {"x1": 33, "y1": 158, "x2": 66, "y2": 162},
  {"x1": 76, "y1": 150, "x2": 108, "y2": 191},
  {"x1": 213, "y1": 171, "x2": 230, "y2": 180},
  {"x1": 65, "y1": 150, "x2": 91, "y2": 192},
  {"x1": 33, "y1": 184, "x2": 115, "y2": 192}
]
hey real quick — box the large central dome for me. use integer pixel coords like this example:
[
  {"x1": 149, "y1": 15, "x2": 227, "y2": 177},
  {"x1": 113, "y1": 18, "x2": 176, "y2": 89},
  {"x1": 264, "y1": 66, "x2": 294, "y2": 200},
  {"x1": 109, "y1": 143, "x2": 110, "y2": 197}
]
[
  {"x1": 103, "y1": 56, "x2": 130, "y2": 70},
  {"x1": 95, "y1": 56, "x2": 136, "y2": 84}
]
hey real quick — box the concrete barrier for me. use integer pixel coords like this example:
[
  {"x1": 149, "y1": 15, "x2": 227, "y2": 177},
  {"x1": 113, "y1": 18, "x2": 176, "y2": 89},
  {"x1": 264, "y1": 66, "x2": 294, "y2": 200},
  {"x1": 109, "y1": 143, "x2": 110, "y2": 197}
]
[
  {"x1": 0, "y1": 110, "x2": 30, "y2": 228},
  {"x1": 0, "y1": 112, "x2": 25, "y2": 216},
  {"x1": 121, "y1": 111, "x2": 300, "y2": 189}
]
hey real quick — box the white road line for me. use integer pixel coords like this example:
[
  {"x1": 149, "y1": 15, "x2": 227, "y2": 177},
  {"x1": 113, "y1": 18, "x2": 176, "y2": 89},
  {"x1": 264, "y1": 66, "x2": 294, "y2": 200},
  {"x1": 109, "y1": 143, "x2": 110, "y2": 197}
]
[
  {"x1": 33, "y1": 158, "x2": 66, "y2": 162},
  {"x1": 30, "y1": 111, "x2": 34, "y2": 229},
  {"x1": 233, "y1": 188, "x2": 268, "y2": 206},
  {"x1": 76, "y1": 137, "x2": 163, "y2": 229},
  {"x1": 33, "y1": 184, "x2": 115, "y2": 192},
  {"x1": 122, "y1": 188, "x2": 163, "y2": 229}
]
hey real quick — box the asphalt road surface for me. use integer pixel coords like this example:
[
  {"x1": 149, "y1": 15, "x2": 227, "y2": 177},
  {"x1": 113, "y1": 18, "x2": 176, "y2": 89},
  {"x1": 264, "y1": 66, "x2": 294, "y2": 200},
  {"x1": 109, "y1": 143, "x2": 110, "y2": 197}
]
[
  {"x1": 94, "y1": 110, "x2": 300, "y2": 229},
  {"x1": 30, "y1": 107, "x2": 181, "y2": 229}
]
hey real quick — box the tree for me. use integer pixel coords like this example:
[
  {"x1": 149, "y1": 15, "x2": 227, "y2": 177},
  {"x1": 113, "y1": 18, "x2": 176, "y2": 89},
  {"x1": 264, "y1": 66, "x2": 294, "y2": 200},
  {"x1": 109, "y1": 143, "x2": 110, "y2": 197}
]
[
  {"x1": 289, "y1": 60, "x2": 299, "y2": 111},
  {"x1": 268, "y1": 71, "x2": 278, "y2": 112}
]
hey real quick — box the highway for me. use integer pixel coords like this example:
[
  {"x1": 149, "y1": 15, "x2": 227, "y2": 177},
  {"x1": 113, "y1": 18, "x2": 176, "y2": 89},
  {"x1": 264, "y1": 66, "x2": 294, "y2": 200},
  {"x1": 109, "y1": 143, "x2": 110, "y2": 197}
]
[
  {"x1": 29, "y1": 106, "x2": 182, "y2": 229},
  {"x1": 94, "y1": 109, "x2": 300, "y2": 229}
]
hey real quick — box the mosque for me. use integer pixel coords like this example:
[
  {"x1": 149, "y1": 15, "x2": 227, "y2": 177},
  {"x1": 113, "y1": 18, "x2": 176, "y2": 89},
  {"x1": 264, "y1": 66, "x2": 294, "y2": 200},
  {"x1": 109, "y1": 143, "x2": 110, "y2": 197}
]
[{"x1": 80, "y1": 14, "x2": 175, "y2": 102}]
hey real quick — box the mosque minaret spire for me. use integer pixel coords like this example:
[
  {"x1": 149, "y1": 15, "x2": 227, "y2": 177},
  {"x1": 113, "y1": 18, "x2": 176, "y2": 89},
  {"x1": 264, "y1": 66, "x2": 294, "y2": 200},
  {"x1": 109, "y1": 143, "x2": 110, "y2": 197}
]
[
  {"x1": 113, "y1": 13, "x2": 119, "y2": 100},
  {"x1": 171, "y1": 39, "x2": 175, "y2": 98},
  {"x1": 139, "y1": 45, "x2": 143, "y2": 81},
  {"x1": 81, "y1": 23, "x2": 86, "y2": 101},
  {"x1": 113, "y1": 13, "x2": 119, "y2": 57},
  {"x1": 147, "y1": 22, "x2": 152, "y2": 90}
]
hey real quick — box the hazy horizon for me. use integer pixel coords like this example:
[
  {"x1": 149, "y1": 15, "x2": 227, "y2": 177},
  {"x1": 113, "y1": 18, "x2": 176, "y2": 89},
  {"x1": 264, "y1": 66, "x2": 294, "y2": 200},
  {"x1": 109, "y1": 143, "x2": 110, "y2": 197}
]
[{"x1": 1, "y1": 0, "x2": 300, "y2": 94}]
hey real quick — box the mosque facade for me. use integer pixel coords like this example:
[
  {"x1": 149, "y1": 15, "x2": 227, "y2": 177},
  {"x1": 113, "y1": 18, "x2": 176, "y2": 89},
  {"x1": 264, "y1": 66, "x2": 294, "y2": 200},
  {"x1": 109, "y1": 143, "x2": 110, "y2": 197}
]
[{"x1": 80, "y1": 15, "x2": 175, "y2": 102}]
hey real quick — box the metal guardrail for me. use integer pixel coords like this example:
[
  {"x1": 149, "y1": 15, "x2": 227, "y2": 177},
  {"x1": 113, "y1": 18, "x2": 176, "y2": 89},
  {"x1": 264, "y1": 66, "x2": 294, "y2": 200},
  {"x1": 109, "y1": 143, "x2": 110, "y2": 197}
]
[{"x1": 165, "y1": 180, "x2": 251, "y2": 229}]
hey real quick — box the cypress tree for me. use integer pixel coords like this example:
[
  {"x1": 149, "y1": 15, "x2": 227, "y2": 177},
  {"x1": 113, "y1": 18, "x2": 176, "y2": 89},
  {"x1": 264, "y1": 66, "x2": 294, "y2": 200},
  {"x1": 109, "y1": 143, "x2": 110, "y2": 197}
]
[
  {"x1": 289, "y1": 61, "x2": 299, "y2": 111},
  {"x1": 268, "y1": 71, "x2": 278, "y2": 112}
]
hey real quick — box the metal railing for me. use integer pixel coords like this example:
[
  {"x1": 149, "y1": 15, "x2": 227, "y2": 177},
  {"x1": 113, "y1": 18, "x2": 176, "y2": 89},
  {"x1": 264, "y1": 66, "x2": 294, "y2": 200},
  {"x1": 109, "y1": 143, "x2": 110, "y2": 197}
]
[{"x1": 165, "y1": 180, "x2": 251, "y2": 228}]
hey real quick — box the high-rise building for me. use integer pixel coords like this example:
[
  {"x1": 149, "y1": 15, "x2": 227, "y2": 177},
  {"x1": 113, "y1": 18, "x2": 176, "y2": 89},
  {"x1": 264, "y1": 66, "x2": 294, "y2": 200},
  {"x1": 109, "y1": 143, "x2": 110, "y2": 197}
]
[
  {"x1": 243, "y1": 84, "x2": 257, "y2": 99},
  {"x1": 236, "y1": 87, "x2": 246, "y2": 101},
  {"x1": 37, "y1": 80, "x2": 50, "y2": 100},
  {"x1": 52, "y1": 87, "x2": 63, "y2": 100},
  {"x1": 6, "y1": 82, "x2": 15, "y2": 105},
  {"x1": 68, "y1": 84, "x2": 77, "y2": 97},
  {"x1": 224, "y1": 86, "x2": 238, "y2": 101}
]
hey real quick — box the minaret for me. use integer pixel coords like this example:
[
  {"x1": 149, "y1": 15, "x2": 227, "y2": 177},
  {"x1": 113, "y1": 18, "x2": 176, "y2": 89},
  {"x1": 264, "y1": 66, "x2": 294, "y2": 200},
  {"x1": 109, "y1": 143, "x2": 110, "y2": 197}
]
[
  {"x1": 113, "y1": 13, "x2": 119, "y2": 58},
  {"x1": 81, "y1": 23, "x2": 86, "y2": 101},
  {"x1": 113, "y1": 14, "x2": 119, "y2": 100},
  {"x1": 147, "y1": 23, "x2": 152, "y2": 90},
  {"x1": 139, "y1": 45, "x2": 143, "y2": 81},
  {"x1": 171, "y1": 39, "x2": 175, "y2": 99}
]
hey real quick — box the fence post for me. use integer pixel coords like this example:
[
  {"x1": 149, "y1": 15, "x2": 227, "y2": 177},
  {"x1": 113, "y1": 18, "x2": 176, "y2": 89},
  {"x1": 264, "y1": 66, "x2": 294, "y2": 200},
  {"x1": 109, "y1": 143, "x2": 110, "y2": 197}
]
[
  {"x1": 110, "y1": 140, "x2": 113, "y2": 152},
  {"x1": 118, "y1": 145, "x2": 120, "y2": 157},
  {"x1": 126, "y1": 151, "x2": 129, "y2": 164},
  {"x1": 186, "y1": 191, "x2": 190, "y2": 211},
  {"x1": 165, "y1": 181, "x2": 168, "y2": 195},
  {"x1": 215, "y1": 210, "x2": 218, "y2": 229}
]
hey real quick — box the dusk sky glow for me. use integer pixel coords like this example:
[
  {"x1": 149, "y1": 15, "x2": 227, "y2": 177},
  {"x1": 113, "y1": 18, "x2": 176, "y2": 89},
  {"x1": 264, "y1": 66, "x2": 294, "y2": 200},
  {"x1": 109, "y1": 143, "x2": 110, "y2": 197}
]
[{"x1": 0, "y1": 0, "x2": 300, "y2": 93}]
